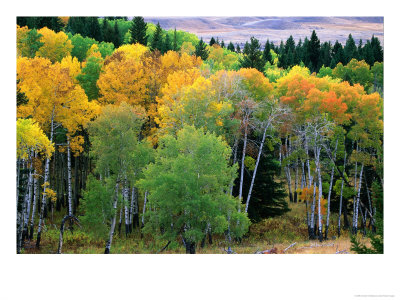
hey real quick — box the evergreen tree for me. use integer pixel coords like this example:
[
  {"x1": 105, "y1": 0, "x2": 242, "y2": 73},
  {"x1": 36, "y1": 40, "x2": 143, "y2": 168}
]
[
  {"x1": 331, "y1": 40, "x2": 345, "y2": 67},
  {"x1": 344, "y1": 34, "x2": 357, "y2": 64},
  {"x1": 246, "y1": 145, "x2": 289, "y2": 222},
  {"x1": 220, "y1": 40, "x2": 225, "y2": 48},
  {"x1": 101, "y1": 19, "x2": 114, "y2": 43},
  {"x1": 87, "y1": 17, "x2": 102, "y2": 42},
  {"x1": 320, "y1": 41, "x2": 332, "y2": 68},
  {"x1": 263, "y1": 40, "x2": 272, "y2": 64},
  {"x1": 113, "y1": 21, "x2": 121, "y2": 48},
  {"x1": 239, "y1": 37, "x2": 264, "y2": 72},
  {"x1": 236, "y1": 44, "x2": 241, "y2": 53},
  {"x1": 163, "y1": 33, "x2": 172, "y2": 54},
  {"x1": 216, "y1": 37, "x2": 220, "y2": 46},
  {"x1": 227, "y1": 41, "x2": 235, "y2": 52},
  {"x1": 371, "y1": 35, "x2": 383, "y2": 62},
  {"x1": 195, "y1": 38, "x2": 209, "y2": 60},
  {"x1": 131, "y1": 16, "x2": 148, "y2": 46},
  {"x1": 308, "y1": 30, "x2": 321, "y2": 72},
  {"x1": 302, "y1": 37, "x2": 310, "y2": 66},
  {"x1": 19, "y1": 17, "x2": 63, "y2": 32},
  {"x1": 209, "y1": 37, "x2": 216, "y2": 46},
  {"x1": 283, "y1": 35, "x2": 296, "y2": 68},
  {"x1": 363, "y1": 40, "x2": 375, "y2": 66},
  {"x1": 173, "y1": 28, "x2": 178, "y2": 51},
  {"x1": 357, "y1": 39, "x2": 363, "y2": 60},
  {"x1": 151, "y1": 22, "x2": 164, "y2": 52}
]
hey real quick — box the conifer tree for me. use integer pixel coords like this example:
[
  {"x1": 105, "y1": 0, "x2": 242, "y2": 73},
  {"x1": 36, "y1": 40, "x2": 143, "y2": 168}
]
[
  {"x1": 151, "y1": 22, "x2": 163, "y2": 52},
  {"x1": 371, "y1": 35, "x2": 383, "y2": 62},
  {"x1": 221, "y1": 40, "x2": 225, "y2": 48},
  {"x1": 344, "y1": 34, "x2": 357, "y2": 64},
  {"x1": 172, "y1": 28, "x2": 178, "y2": 51},
  {"x1": 87, "y1": 17, "x2": 102, "y2": 41},
  {"x1": 209, "y1": 37, "x2": 216, "y2": 46},
  {"x1": 163, "y1": 33, "x2": 172, "y2": 54},
  {"x1": 240, "y1": 37, "x2": 264, "y2": 72},
  {"x1": 263, "y1": 40, "x2": 272, "y2": 64},
  {"x1": 236, "y1": 43, "x2": 241, "y2": 53},
  {"x1": 131, "y1": 16, "x2": 148, "y2": 46},
  {"x1": 227, "y1": 41, "x2": 235, "y2": 52},
  {"x1": 101, "y1": 19, "x2": 114, "y2": 43},
  {"x1": 308, "y1": 30, "x2": 321, "y2": 72},
  {"x1": 195, "y1": 37, "x2": 209, "y2": 60},
  {"x1": 113, "y1": 21, "x2": 121, "y2": 48}
]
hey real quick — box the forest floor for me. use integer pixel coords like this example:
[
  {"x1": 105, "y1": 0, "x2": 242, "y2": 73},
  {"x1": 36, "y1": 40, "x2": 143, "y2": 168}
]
[{"x1": 22, "y1": 202, "x2": 371, "y2": 254}]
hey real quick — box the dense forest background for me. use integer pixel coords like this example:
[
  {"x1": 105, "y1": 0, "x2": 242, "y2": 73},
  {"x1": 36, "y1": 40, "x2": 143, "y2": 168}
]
[{"x1": 16, "y1": 16, "x2": 383, "y2": 255}]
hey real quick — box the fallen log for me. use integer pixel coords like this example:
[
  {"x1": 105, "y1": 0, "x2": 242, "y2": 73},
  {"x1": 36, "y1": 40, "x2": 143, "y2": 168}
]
[{"x1": 283, "y1": 242, "x2": 297, "y2": 253}]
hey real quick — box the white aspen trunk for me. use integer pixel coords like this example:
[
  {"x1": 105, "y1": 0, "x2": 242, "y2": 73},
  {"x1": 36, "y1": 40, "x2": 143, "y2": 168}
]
[
  {"x1": 23, "y1": 153, "x2": 34, "y2": 239},
  {"x1": 284, "y1": 136, "x2": 293, "y2": 202},
  {"x1": 67, "y1": 136, "x2": 73, "y2": 216},
  {"x1": 364, "y1": 173, "x2": 375, "y2": 229},
  {"x1": 353, "y1": 164, "x2": 364, "y2": 234},
  {"x1": 141, "y1": 190, "x2": 148, "y2": 227},
  {"x1": 238, "y1": 122, "x2": 248, "y2": 212},
  {"x1": 129, "y1": 186, "x2": 135, "y2": 230},
  {"x1": 245, "y1": 122, "x2": 270, "y2": 213},
  {"x1": 105, "y1": 182, "x2": 119, "y2": 254},
  {"x1": 310, "y1": 181, "x2": 316, "y2": 238},
  {"x1": 229, "y1": 138, "x2": 239, "y2": 196},
  {"x1": 316, "y1": 147, "x2": 323, "y2": 242},
  {"x1": 325, "y1": 140, "x2": 338, "y2": 239},
  {"x1": 305, "y1": 138, "x2": 312, "y2": 188},
  {"x1": 36, "y1": 106, "x2": 55, "y2": 248},
  {"x1": 300, "y1": 161, "x2": 305, "y2": 190},
  {"x1": 123, "y1": 179, "x2": 129, "y2": 236},
  {"x1": 294, "y1": 159, "x2": 299, "y2": 203},
  {"x1": 338, "y1": 151, "x2": 347, "y2": 237}
]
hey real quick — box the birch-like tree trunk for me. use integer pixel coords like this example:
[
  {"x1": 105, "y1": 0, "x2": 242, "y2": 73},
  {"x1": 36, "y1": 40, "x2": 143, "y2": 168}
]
[
  {"x1": 229, "y1": 138, "x2": 239, "y2": 197},
  {"x1": 29, "y1": 160, "x2": 38, "y2": 240},
  {"x1": 245, "y1": 121, "x2": 270, "y2": 213},
  {"x1": 36, "y1": 107, "x2": 55, "y2": 248},
  {"x1": 238, "y1": 123, "x2": 248, "y2": 212},
  {"x1": 316, "y1": 146, "x2": 323, "y2": 242},
  {"x1": 325, "y1": 140, "x2": 338, "y2": 240},
  {"x1": 352, "y1": 164, "x2": 364, "y2": 235},
  {"x1": 123, "y1": 179, "x2": 129, "y2": 236},
  {"x1": 141, "y1": 190, "x2": 148, "y2": 228},
  {"x1": 67, "y1": 136, "x2": 73, "y2": 216},
  {"x1": 105, "y1": 182, "x2": 119, "y2": 254},
  {"x1": 294, "y1": 159, "x2": 298, "y2": 203},
  {"x1": 310, "y1": 181, "x2": 317, "y2": 239},
  {"x1": 338, "y1": 151, "x2": 347, "y2": 237}
]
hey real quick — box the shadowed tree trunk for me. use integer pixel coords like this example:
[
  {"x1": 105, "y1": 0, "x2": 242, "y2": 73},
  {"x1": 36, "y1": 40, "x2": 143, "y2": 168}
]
[
  {"x1": 57, "y1": 214, "x2": 80, "y2": 254},
  {"x1": 105, "y1": 182, "x2": 119, "y2": 254}
]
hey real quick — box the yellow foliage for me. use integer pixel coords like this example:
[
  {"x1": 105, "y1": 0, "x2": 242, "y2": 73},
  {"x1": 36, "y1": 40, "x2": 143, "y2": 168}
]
[
  {"x1": 36, "y1": 27, "x2": 72, "y2": 63},
  {"x1": 17, "y1": 118, "x2": 54, "y2": 159},
  {"x1": 180, "y1": 42, "x2": 196, "y2": 55}
]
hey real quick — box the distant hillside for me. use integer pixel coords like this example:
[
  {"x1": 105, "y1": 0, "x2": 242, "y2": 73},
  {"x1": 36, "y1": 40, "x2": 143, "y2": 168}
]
[{"x1": 143, "y1": 16, "x2": 384, "y2": 47}]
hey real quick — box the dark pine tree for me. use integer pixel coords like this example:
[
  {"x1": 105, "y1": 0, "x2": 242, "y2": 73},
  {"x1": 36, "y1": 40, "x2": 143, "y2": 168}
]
[
  {"x1": 216, "y1": 37, "x2": 220, "y2": 46},
  {"x1": 101, "y1": 19, "x2": 114, "y2": 43},
  {"x1": 236, "y1": 44, "x2": 241, "y2": 53},
  {"x1": 302, "y1": 37, "x2": 310, "y2": 67},
  {"x1": 285, "y1": 35, "x2": 296, "y2": 68},
  {"x1": 320, "y1": 41, "x2": 332, "y2": 68},
  {"x1": 240, "y1": 36, "x2": 264, "y2": 72},
  {"x1": 195, "y1": 38, "x2": 209, "y2": 60},
  {"x1": 163, "y1": 33, "x2": 172, "y2": 54},
  {"x1": 244, "y1": 143, "x2": 289, "y2": 222},
  {"x1": 131, "y1": 16, "x2": 148, "y2": 46},
  {"x1": 151, "y1": 22, "x2": 164, "y2": 52},
  {"x1": 209, "y1": 37, "x2": 216, "y2": 46},
  {"x1": 220, "y1": 40, "x2": 225, "y2": 48},
  {"x1": 331, "y1": 40, "x2": 345, "y2": 67},
  {"x1": 370, "y1": 35, "x2": 383, "y2": 62},
  {"x1": 113, "y1": 21, "x2": 121, "y2": 48},
  {"x1": 308, "y1": 30, "x2": 321, "y2": 73},
  {"x1": 263, "y1": 39, "x2": 272, "y2": 64},
  {"x1": 363, "y1": 40, "x2": 375, "y2": 66},
  {"x1": 295, "y1": 39, "x2": 303, "y2": 65},
  {"x1": 87, "y1": 17, "x2": 102, "y2": 41},
  {"x1": 344, "y1": 34, "x2": 357, "y2": 64},
  {"x1": 227, "y1": 41, "x2": 235, "y2": 52},
  {"x1": 173, "y1": 28, "x2": 178, "y2": 51},
  {"x1": 357, "y1": 39, "x2": 363, "y2": 61}
]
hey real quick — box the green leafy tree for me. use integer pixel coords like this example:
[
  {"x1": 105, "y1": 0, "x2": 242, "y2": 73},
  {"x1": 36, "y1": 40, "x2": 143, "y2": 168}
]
[
  {"x1": 195, "y1": 37, "x2": 209, "y2": 60},
  {"x1": 131, "y1": 16, "x2": 148, "y2": 46},
  {"x1": 70, "y1": 33, "x2": 97, "y2": 62},
  {"x1": 76, "y1": 55, "x2": 103, "y2": 100},
  {"x1": 18, "y1": 28, "x2": 43, "y2": 58},
  {"x1": 138, "y1": 125, "x2": 250, "y2": 254}
]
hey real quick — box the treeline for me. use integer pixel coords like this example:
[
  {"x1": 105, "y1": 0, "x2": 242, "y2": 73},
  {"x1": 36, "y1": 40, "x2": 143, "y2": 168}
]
[
  {"x1": 16, "y1": 17, "x2": 383, "y2": 254},
  {"x1": 209, "y1": 30, "x2": 383, "y2": 73}
]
